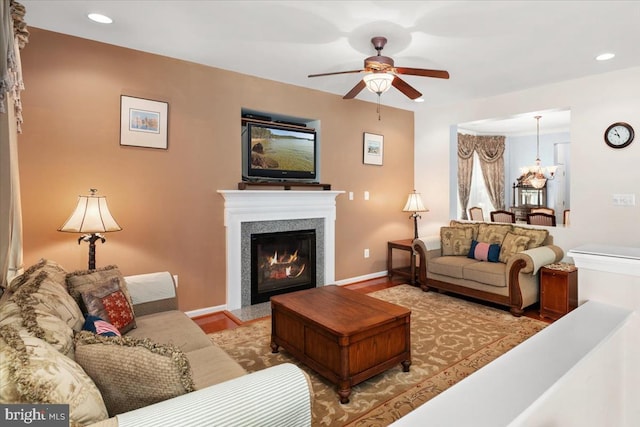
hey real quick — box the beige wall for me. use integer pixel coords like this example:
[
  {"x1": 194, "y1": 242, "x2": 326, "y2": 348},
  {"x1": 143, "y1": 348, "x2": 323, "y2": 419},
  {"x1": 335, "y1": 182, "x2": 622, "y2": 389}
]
[{"x1": 18, "y1": 28, "x2": 415, "y2": 311}]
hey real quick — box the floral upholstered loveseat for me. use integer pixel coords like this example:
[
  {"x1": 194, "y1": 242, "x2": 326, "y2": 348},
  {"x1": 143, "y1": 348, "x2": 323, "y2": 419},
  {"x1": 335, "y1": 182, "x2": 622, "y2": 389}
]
[
  {"x1": 413, "y1": 221, "x2": 564, "y2": 316},
  {"x1": 0, "y1": 260, "x2": 312, "y2": 427}
]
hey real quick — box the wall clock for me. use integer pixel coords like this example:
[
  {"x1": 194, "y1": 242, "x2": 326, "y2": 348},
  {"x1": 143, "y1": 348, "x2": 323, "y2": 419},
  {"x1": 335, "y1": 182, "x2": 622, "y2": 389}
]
[{"x1": 604, "y1": 122, "x2": 634, "y2": 149}]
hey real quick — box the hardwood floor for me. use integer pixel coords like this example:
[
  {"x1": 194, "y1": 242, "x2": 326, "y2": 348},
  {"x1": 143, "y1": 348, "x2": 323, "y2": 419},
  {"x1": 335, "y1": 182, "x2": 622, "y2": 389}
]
[{"x1": 193, "y1": 276, "x2": 550, "y2": 334}]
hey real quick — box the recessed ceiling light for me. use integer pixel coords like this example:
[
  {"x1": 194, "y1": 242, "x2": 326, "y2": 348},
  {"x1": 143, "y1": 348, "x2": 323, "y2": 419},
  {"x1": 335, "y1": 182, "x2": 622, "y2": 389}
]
[
  {"x1": 595, "y1": 53, "x2": 615, "y2": 61},
  {"x1": 88, "y1": 13, "x2": 113, "y2": 24},
  {"x1": 414, "y1": 98, "x2": 425, "y2": 103}
]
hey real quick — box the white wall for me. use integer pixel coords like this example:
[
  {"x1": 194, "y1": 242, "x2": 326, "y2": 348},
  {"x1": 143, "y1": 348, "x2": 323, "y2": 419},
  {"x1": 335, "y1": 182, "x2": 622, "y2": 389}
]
[{"x1": 415, "y1": 66, "x2": 640, "y2": 253}]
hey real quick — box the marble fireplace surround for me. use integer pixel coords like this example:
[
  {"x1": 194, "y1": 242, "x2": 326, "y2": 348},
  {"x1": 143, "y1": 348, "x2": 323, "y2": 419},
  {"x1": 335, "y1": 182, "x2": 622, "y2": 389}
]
[{"x1": 218, "y1": 190, "x2": 343, "y2": 311}]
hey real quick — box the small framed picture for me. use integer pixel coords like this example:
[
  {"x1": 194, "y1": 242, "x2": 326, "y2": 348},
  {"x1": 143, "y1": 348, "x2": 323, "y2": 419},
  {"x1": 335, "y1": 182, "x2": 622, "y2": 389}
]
[
  {"x1": 120, "y1": 95, "x2": 169, "y2": 149},
  {"x1": 363, "y1": 132, "x2": 384, "y2": 165}
]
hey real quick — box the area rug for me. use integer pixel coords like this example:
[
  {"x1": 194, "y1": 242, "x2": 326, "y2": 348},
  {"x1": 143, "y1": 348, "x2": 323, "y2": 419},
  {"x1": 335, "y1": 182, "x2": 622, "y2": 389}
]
[{"x1": 208, "y1": 285, "x2": 547, "y2": 427}]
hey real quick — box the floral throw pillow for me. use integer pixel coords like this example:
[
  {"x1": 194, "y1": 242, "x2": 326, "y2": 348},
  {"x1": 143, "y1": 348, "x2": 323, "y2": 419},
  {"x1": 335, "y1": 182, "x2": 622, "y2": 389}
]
[
  {"x1": 441, "y1": 226, "x2": 474, "y2": 256},
  {"x1": 498, "y1": 232, "x2": 532, "y2": 263}
]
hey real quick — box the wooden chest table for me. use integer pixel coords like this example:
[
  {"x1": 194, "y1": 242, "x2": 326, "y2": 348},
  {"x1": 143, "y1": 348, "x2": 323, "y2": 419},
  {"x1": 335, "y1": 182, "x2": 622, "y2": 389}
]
[{"x1": 270, "y1": 285, "x2": 411, "y2": 403}]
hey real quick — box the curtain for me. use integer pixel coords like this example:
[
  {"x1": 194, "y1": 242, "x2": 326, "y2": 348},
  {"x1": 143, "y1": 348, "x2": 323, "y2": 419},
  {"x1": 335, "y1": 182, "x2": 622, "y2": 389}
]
[
  {"x1": 475, "y1": 135, "x2": 506, "y2": 211},
  {"x1": 1, "y1": 0, "x2": 27, "y2": 287},
  {"x1": 457, "y1": 134, "x2": 475, "y2": 220}
]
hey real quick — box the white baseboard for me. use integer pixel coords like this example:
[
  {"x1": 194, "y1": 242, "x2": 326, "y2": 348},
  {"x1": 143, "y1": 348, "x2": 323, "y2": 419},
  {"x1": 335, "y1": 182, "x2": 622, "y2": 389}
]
[
  {"x1": 333, "y1": 270, "x2": 388, "y2": 286},
  {"x1": 185, "y1": 304, "x2": 226, "y2": 318},
  {"x1": 186, "y1": 271, "x2": 389, "y2": 317}
]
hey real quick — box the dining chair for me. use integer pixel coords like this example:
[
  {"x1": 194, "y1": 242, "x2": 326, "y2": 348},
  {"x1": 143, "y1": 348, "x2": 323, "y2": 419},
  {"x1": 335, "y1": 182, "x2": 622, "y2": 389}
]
[
  {"x1": 527, "y1": 212, "x2": 557, "y2": 226},
  {"x1": 490, "y1": 210, "x2": 516, "y2": 223},
  {"x1": 530, "y1": 207, "x2": 555, "y2": 215},
  {"x1": 468, "y1": 206, "x2": 484, "y2": 221}
]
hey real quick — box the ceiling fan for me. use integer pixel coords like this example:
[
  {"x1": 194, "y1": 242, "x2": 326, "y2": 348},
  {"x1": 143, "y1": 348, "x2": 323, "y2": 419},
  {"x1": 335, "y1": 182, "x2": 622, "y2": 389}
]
[{"x1": 308, "y1": 36, "x2": 450, "y2": 100}]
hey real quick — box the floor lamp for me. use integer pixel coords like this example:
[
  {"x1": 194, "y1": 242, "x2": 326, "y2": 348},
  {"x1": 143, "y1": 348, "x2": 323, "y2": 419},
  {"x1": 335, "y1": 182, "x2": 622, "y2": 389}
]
[
  {"x1": 58, "y1": 189, "x2": 122, "y2": 270},
  {"x1": 402, "y1": 190, "x2": 428, "y2": 239}
]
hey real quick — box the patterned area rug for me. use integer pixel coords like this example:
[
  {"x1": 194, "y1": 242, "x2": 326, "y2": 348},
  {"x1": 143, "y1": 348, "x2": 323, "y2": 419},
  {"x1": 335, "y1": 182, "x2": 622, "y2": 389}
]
[{"x1": 208, "y1": 285, "x2": 546, "y2": 427}]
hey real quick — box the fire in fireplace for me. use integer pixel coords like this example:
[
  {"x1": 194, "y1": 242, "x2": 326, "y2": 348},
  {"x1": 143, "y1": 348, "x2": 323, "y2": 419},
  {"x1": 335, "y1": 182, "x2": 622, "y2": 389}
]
[{"x1": 251, "y1": 229, "x2": 316, "y2": 304}]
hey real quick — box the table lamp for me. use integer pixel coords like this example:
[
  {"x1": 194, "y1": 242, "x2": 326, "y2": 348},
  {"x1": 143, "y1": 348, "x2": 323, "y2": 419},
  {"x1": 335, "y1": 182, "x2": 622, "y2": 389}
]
[
  {"x1": 402, "y1": 190, "x2": 428, "y2": 239},
  {"x1": 58, "y1": 189, "x2": 122, "y2": 270}
]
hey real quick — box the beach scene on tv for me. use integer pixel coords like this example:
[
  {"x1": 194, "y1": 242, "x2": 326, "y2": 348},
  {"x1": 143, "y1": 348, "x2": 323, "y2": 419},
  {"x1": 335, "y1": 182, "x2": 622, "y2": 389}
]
[{"x1": 250, "y1": 126, "x2": 315, "y2": 172}]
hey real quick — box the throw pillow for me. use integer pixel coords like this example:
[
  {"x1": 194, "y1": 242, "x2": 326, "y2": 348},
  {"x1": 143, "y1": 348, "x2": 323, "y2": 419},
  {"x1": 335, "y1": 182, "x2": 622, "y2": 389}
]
[
  {"x1": 0, "y1": 296, "x2": 76, "y2": 359},
  {"x1": 512, "y1": 226, "x2": 549, "y2": 249},
  {"x1": 11, "y1": 270, "x2": 84, "y2": 331},
  {"x1": 74, "y1": 331, "x2": 195, "y2": 417},
  {"x1": 477, "y1": 223, "x2": 513, "y2": 245},
  {"x1": 0, "y1": 325, "x2": 109, "y2": 425},
  {"x1": 80, "y1": 277, "x2": 136, "y2": 334},
  {"x1": 467, "y1": 240, "x2": 501, "y2": 263},
  {"x1": 6, "y1": 258, "x2": 67, "y2": 292},
  {"x1": 83, "y1": 315, "x2": 121, "y2": 337},
  {"x1": 66, "y1": 265, "x2": 134, "y2": 313},
  {"x1": 499, "y1": 232, "x2": 532, "y2": 263},
  {"x1": 441, "y1": 226, "x2": 474, "y2": 256}
]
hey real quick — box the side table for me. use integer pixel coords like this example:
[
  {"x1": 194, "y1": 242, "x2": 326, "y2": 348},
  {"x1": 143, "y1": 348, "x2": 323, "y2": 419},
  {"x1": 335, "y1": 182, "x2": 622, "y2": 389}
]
[
  {"x1": 387, "y1": 239, "x2": 416, "y2": 285},
  {"x1": 540, "y1": 263, "x2": 578, "y2": 321}
]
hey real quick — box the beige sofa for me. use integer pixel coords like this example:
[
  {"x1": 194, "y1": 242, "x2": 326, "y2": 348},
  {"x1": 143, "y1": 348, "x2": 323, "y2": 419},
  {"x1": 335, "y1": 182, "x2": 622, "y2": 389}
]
[
  {"x1": 413, "y1": 221, "x2": 564, "y2": 316},
  {"x1": 0, "y1": 260, "x2": 312, "y2": 427}
]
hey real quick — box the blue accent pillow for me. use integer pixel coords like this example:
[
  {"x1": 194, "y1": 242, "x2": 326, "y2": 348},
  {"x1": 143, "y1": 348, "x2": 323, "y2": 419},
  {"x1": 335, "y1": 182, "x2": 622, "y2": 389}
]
[
  {"x1": 83, "y1": 314, "x2": 121, "y2": 337},
  {"x1": 468, "y1": 240, "x2": 501, "y2": 263}
]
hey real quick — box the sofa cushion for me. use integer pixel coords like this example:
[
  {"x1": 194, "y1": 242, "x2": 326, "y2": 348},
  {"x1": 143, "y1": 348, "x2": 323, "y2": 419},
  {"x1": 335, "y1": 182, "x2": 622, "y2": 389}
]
[
  {"x1": 6, "y1": 258, "x2": 67, "y2": 292},
  {"x1": 185, "y1": 345, "x2": 247, "y2": 390},
  {"x1": 477, "y1": 223, "x2": 513, "y2": 245},
  {"x1": 74, "y1": 331, "x2": 195, "y2": 417},
  {"x1": 0, "y1": 325, "x2": 108, "y2": 425},
  {"x1": 441, "y1": 226, "x2": 474, "y2": 256},
  {"x1": 462, "y1": 261, "x2": 507, "y2": 287},
  {"x1": 499, "y1": 232, "x2": 532, "y2": 263},
  {"x1": 81, "y1": 277, "x2": 136, "y2": 334},
  {"x1": 512, "y1": 226, "x2": 549, "y2": 249},
  {"x1": 468, "y1": 240, "x2": 501, "y2": 263},
  {"x1": 125, "y1": 310, "x2": 214, "y2": 353},
  {"x1": 428, "y1": 256, "x2": 478, "y2": 279},
  {"x1": 449, "y1": 220, "x2": 480, "y2": 239},
  {"x1": 0, "y1": 298, "x2": 76, "y2": 359}
]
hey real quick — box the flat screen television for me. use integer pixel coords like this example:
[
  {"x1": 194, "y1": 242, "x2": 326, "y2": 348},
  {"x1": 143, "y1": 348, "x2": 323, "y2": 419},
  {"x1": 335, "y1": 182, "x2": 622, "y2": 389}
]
[{"x1": 244, "y1": 122, "x2": 317, "y2": 182}]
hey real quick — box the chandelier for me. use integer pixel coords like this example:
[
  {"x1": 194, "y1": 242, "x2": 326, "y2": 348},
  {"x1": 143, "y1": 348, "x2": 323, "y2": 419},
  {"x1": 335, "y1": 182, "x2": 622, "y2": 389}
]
[{"x1": 519, "y1": 115, "x2": 558, "y2": 189}]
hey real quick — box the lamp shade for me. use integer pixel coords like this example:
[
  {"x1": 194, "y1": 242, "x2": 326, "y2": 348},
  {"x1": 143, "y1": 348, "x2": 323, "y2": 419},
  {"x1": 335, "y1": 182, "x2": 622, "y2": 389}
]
[
  {"x1": 402, "y1": 191, "x2": 428, "y2": 213},
  {"x1": 363, "y1": 72, "x2": 394, "y2": 95},
  {"x1": 58, "y1": 191, "x2": 121, "y2": 233}
]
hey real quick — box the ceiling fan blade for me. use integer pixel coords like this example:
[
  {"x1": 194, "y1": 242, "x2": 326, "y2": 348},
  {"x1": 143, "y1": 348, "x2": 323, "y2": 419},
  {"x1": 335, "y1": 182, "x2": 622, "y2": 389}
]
[
  {"x1": 308, "y1": 69, "x2": 364, "y2": 78},
  {"x1": 392, "y1": 76, "x2": 422, "y2": 100},
  {"x1": 395, "y1": 67, "x2": 450, "y2": 79},
  {"x1": 343, "y1": 79, "x2": 366, "y2": 99}
]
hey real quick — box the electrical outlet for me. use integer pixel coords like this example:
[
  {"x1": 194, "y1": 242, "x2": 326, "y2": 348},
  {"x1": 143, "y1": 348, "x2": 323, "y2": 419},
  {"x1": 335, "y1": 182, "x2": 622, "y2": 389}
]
[
  {"x1": 364, "y1": 248, "x2": 370, "y2": 258},
  {"x1": 173, "y1": 275, "x2": 178, "y2": 287},
  {"x1": 612, "y1": 194, "x2": 636, "y2": 206},
  {"x1": 349, "y1": 191, "x2": 354, "y2": 200},
  {"x1": 364, "y1": 191, "x2": 370, "y2": 201}
]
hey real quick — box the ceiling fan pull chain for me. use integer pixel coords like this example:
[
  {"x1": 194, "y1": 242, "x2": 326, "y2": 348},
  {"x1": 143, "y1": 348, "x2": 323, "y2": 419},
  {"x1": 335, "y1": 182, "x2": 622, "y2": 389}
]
[{"x1": 377, "y1": 95, "x2": 382, "y2": 120}]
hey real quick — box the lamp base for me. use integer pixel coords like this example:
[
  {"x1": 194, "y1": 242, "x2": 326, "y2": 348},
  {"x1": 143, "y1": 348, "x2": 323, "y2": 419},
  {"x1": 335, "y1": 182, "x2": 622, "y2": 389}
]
[
  {"x1": 410, "y1": 212, "x2": 421, "y2": 240},
  {"x1": 78, "y1": 233, "x2": 106, "y2": 270}
]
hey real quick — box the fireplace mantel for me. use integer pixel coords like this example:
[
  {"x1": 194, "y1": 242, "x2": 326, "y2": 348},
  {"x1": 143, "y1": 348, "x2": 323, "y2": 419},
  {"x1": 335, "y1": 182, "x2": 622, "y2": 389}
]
[{"x1": 218, "y1": 190, "x2": 344, "y2": 310}]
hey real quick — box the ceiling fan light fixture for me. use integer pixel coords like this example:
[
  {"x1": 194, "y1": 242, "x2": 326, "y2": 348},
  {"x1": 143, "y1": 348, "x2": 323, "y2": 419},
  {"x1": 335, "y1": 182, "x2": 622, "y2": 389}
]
[{"x1": 363, "y1": 72, "x2": 394, "y2": 95}]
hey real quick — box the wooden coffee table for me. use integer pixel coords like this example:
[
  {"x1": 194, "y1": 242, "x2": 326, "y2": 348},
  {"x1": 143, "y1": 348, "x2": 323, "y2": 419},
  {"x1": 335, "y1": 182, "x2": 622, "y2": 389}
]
[{"x1": 270, "y1": 285, "x2": 411, "y2": 403}]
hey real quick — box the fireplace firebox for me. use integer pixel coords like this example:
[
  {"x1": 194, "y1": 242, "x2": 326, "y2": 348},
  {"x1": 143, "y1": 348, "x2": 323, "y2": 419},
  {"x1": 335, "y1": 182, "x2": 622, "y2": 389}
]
[{"x1": 251, "y1": 229, "x2": 316, "y2": 304}]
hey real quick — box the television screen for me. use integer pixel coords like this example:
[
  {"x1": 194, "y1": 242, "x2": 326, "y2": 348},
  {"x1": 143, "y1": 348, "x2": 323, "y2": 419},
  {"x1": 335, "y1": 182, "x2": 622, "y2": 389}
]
[{"x1": 246, "y1": 122, "x2": 317, "y2": 181}]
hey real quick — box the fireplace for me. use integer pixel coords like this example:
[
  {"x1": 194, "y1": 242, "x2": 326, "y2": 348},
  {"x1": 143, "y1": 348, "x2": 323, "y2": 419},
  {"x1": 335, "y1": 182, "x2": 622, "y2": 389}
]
[
  {"x1": 218, "y1": 189, "x2": 343, "y2": 311},
  {"x1": 251, "y1": 229, "x2": 316, "y2": 304}
]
